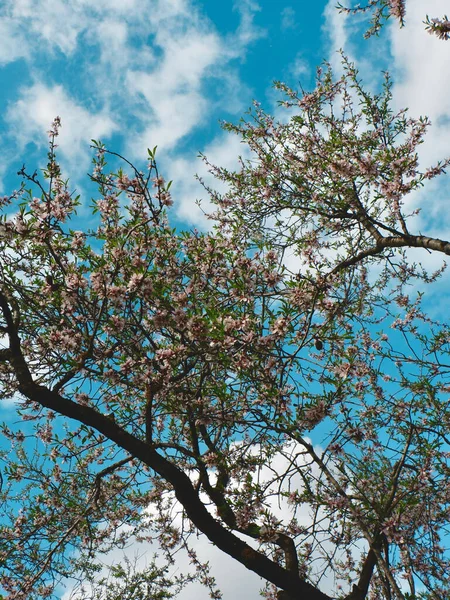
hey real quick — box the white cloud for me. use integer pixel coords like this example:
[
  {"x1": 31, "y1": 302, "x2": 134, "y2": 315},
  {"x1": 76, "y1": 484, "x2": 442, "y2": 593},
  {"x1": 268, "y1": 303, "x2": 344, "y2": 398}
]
[
  {"x1": 123, "y1": 0, "x2": 264, "y2": 158},
  {"x1": 63, "y1": 534, "x2": 264, "y2": 600},
  {"x1": 281, "y1": 7, "x2": 296, "y2": 31},
  {"x1": 0, "y1": 0, "x2": 269, "y2": 224},
  {"x1": 125, "y1": 29, "x2": 222, "y2": 154},
  {"x1": 288, "y1": 53, "x2": 310, "y2": 79},
  {"x1": 390, "y1": 0, "x2": 450, "y2": 159},
  {"x1": 9, "y1": 0, "x2": 86, "y2": 56},
  {"x1": 62, "y1": 440, "x2": 347, "y2": 600},
  {"x1": 6, "y1": 83, "x2": 117, "y2": 165},
  {"x1": 174, "y1": 539, "x2": 263, "y2": 600},
  {"x1": 232, "y1": 0, "x2": 265, "y2": 51},
  {"x1": 94, "y1": 18, "x2": 130, "y2": 64},
  {"x1": 0, "y1": 0, "x2": 192, "y2": 64},
  {"x1": 0, "y1": 18, "x2": 29, "y2": 65},
  {"x1": 322, "y1": 0, "x2": 353, "y2": 69},
  {"x1": 167, "y1": 131, "x2": 252, "y2": 227},
  {"x1": 141, "y1": 0, "x2": 191, "y2": 26}
]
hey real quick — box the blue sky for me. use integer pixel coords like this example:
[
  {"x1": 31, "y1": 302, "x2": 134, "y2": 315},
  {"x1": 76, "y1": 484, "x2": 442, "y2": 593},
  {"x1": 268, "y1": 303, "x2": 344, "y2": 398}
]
[
  {"x1": 0, "y1": 1, "x2": 449, "y2": 598},
  {"x1": 0, "y1": 0, "x2": 333, "y2": 231},
  {"x1": 0, "y1": 0, "x2": 448, "y2": 238},
  {"x1": 0, "y1": 0, "x2": 448, "y2": 236}
]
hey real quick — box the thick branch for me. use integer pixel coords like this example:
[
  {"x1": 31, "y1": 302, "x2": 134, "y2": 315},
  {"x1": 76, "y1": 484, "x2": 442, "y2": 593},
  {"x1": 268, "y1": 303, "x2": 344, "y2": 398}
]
[
  {"x1": 0, "y1": 293, "x2": 333, "y2": 598},
  {"x1": 332, "y1": 232, "x2": 450, "y2": 275},
  {"x1": 382, "y1": 233, "x2": 450, "y2": 255},
  {"x1": 16, "y1": 379, "x2": 330, "y2": 600},
  {"x1": 346, "y1": 536, "x2": 382, "y2": 600}
]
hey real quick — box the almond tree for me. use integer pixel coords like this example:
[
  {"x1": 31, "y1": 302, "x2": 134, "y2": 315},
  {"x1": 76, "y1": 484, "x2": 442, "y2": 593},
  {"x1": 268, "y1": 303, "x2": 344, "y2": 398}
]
[
  {"x1": 337, "y1": 0, "x2": 450, "y2": 40},
  {"x1": 0, "y1": 57, "x2": 449, "y2": 600}
]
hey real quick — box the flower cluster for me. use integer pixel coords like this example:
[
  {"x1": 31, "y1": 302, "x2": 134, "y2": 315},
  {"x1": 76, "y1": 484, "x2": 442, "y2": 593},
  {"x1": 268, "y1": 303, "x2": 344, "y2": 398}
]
[{"x1": 0, "y1": 52, "x2": 449, "y2": 600}]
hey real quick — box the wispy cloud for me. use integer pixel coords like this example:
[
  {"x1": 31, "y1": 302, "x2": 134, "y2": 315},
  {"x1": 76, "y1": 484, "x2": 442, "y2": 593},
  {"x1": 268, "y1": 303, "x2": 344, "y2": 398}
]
[
  {"x1": 125, "y1": 27, "x2": 222, "y2": 154},
  {"x1": 322, "y1": 0, "x2": 353, "y2": 68},
  {"x1": 6, "y1": 83, "x2": 117, "y2": 162},
  {"x1": 232, "y1": 0, "x2": 265, "y2": 50},
  {"x1": 281, "y1": 6, "x2": 296, "y2": 31},
  {"x1": 390, "y1": 0, "x2": 450, "y2": 159},
  {"x1": 0, "y1": 0, "x2": 266, "y2": 218},
  {"x1": 168, "y1": 131, "x2": 253, "y2": 226}
]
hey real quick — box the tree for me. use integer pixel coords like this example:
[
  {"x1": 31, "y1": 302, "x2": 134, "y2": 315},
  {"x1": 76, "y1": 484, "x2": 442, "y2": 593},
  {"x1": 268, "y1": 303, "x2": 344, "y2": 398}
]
[
  {"x1": 337, "y1": 0, "x2": 450, "y2": 40},
  {"x1": 0, "y1": 33, "x2": 449, "y2": 600}
]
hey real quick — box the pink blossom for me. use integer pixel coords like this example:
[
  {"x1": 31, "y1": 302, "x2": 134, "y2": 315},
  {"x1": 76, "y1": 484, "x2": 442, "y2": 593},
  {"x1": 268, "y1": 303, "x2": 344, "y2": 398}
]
[{"x1": 388, "y1": 0, "x2": 406, "y2": 20}]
